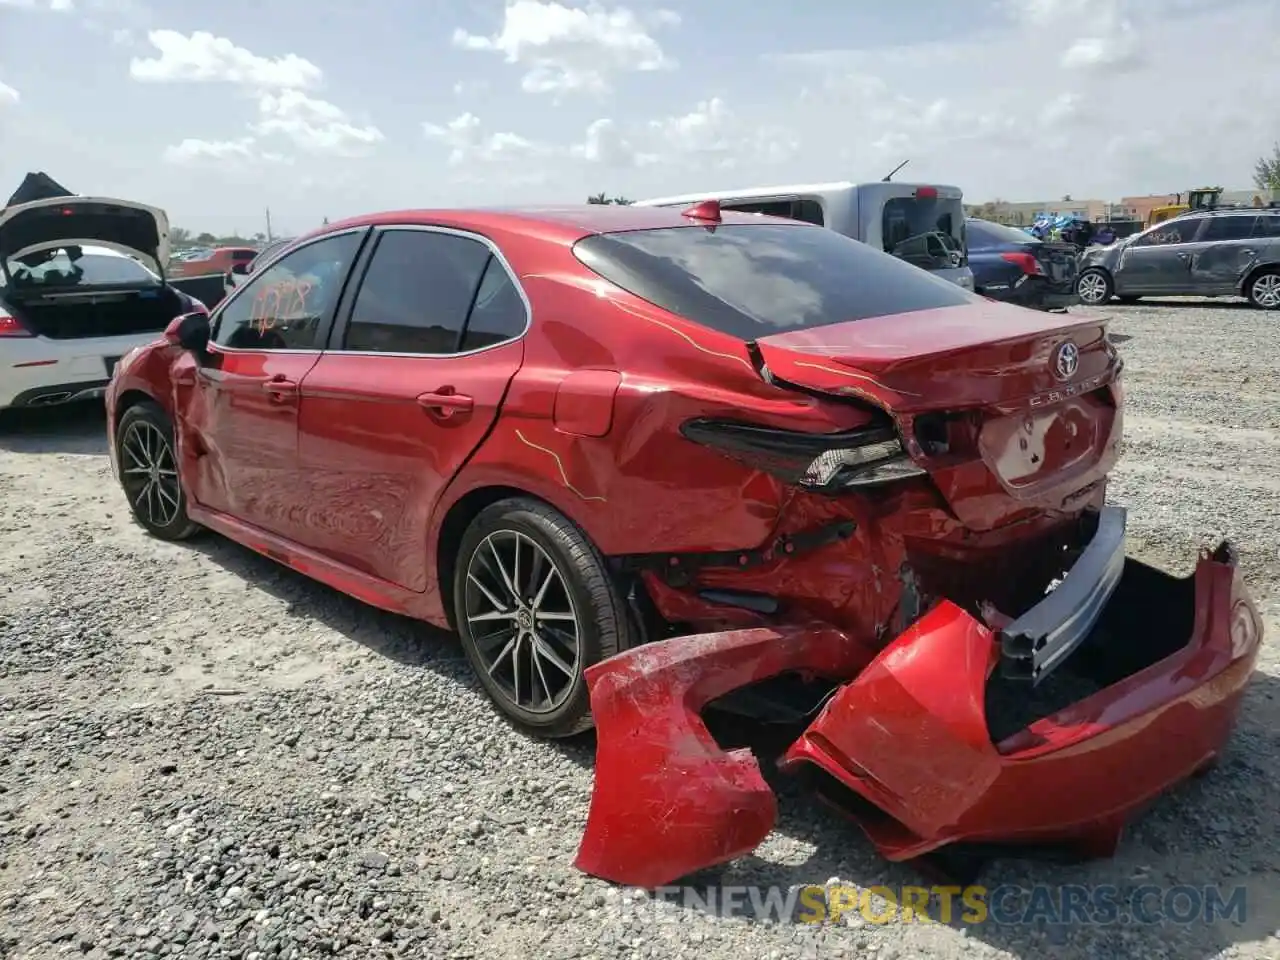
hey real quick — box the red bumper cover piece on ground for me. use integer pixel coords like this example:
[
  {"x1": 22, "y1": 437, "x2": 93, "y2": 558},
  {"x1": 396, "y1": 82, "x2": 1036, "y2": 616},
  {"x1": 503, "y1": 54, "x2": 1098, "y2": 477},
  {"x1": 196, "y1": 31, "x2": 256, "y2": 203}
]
[
  {"x1": 572, "y1": 624, "x2": 874, "y2": 889},
  {"x1": 574, "y1": 547, "x2": 1263, "y2": 889}
]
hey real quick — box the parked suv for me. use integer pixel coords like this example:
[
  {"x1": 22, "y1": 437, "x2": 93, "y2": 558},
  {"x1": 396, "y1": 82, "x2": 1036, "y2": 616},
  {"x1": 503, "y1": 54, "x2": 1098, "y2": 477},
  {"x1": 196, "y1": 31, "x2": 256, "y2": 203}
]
[{"x1": 1076, "y1": 208, "x2": 1280, "y2": 308}]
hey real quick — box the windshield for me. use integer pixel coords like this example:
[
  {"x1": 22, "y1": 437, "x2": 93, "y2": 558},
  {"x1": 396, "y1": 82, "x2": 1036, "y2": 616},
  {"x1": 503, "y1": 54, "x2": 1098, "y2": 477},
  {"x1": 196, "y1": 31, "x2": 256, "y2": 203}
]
[
  {"x1": 882, "y1": 196, "x2": 966, "y2": 270},
  {"x1": 573, "y1": 222, "x2": 978, "y2": 341},
  {"x1": 3, "y1": 246, "x2": 158, "y2": 290},
  {"x1": 967, "y1": 219, "x2": 1036, "y2": 248}
]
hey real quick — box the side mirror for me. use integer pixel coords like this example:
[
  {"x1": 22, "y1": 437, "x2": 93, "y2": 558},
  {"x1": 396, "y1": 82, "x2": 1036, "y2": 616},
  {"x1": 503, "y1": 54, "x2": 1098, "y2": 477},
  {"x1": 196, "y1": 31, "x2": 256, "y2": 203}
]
[
  {"x1": 163, "y1": 310, "x2": 211, "y2": 354},
  {"x1": 231, "y1": 262, "x2": 251, "y2": 276}
]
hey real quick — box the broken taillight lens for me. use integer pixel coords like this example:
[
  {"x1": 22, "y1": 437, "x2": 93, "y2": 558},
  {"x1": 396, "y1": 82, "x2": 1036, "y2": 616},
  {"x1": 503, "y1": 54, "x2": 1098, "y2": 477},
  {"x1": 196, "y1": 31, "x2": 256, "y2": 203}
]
[{"x1": 680, "y1": 418, "x2": 926, "y2": 493}]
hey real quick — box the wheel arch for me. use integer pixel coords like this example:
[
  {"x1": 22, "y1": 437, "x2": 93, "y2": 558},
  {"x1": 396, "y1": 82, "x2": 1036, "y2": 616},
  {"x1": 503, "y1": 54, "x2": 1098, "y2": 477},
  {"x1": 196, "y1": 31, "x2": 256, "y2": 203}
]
[
  {"x1": 114, "y1": 388, "x2": 161, "y2": 422},
  {"x1": 1240, "y1": 260, "x2": 1280, "y2": 297},
  {"x1": 433, "y1": 484, "x2": 583, "y2": 631}
]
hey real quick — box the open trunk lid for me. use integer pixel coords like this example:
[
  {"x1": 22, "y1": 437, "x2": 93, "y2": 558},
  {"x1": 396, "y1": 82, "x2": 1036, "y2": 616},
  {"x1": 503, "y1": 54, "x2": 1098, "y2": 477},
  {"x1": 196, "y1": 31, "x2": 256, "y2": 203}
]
[
  {"x1": 754, "y1": 300, "x2": 1123, "y2": 528},
  {"x1": 0, "y1": 196, "x2": 170, "y2": 278}
]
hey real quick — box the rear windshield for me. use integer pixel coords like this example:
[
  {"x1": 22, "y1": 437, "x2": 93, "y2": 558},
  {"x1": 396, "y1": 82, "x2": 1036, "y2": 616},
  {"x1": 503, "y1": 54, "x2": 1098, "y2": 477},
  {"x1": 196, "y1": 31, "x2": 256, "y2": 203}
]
[
  {"x1": 4, "y1": 246, "x2": 158, "y2": 290},
  {"x1": 967, "y1": 219, "x2": 1036, "y2": 248},
  {"x1": 882, "y1": 196, "x2": 966, "y2": 269},
  {"x1": 572, "y1": 223, "x2": 978, "y2": 340}
]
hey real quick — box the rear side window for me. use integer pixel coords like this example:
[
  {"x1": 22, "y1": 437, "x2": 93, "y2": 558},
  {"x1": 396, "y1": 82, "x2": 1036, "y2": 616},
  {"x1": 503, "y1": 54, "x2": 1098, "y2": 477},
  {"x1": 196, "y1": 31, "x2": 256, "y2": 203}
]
[
  {"x1": 1256, "y1": 215, "x2": 1280, "y2": 238},
  {"x1": 967, "y1": 220, "x2": 1035, "y2": 249},
  {"x1": 460, "y1": 256, "x2": 526, "y2": 351},
  {"x1": 1199, "y1": 216, "x2": 1259, "y2": 241},
  {"x1": 345, "y1": 230, "x2": 491, "y2": 354},
  {"x1": 572, "y1": 223, "x2": 978, "y2": 341}
]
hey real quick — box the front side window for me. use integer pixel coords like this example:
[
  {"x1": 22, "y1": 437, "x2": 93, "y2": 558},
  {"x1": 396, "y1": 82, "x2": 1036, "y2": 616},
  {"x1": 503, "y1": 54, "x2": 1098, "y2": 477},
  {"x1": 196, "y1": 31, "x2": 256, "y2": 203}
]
[
  {"x1": 344, "y1": 230, "x2": 494, "y2": 355},
  {"x1": 212, "y1": 231, "x2": 362, "y2": 350},
  {"x1": 573, "y1": 222, "x2": 978, "y2": 341},
  {"x1": 1134, "y1": 217, "x2": 1203, "y2": 246}
]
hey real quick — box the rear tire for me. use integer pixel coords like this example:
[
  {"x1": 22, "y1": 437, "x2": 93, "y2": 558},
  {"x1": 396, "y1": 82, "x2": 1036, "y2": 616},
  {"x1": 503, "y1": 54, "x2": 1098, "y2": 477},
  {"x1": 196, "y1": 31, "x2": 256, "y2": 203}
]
[
  {"x1": 1076, "y1": 268, "x2": 1113, "y2": 306},
  {"x1": 1246, "y1": 268, "x2": 1280, "y2": 310},
  {"x1": 115, "y1": 401, "x2": 201, "y2": 541},
  {"x1": 452, "y1": 498, "x2": 630, "y2": 738}
]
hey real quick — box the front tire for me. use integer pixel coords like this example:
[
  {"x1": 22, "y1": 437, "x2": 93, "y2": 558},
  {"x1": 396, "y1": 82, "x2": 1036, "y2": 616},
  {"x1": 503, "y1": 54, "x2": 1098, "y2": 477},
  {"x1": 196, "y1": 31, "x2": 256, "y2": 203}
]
[
  {"x1": 115, "y1": 401, "x2": 200, "y2": 541},
  {"x1": 1246, "y1": 268, "x2": 1280, "y2": 310},
  {"x1": 453, "y1": 497, "x2": 630, "y2": 738},
  {"x1": 1076, "y1": 268, "x2": 1114, "y2": 306}
]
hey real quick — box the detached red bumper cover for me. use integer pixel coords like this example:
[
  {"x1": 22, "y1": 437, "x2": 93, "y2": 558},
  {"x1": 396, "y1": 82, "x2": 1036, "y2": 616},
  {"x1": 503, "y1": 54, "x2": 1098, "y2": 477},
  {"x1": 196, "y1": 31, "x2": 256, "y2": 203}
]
[{"x1": 574, "y1": 514, "x2": 1263, "y2": 889}]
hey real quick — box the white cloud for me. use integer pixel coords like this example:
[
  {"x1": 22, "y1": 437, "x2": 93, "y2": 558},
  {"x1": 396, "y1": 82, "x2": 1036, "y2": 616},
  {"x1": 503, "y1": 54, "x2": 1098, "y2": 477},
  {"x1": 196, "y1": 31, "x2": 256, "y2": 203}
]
[
  {"x1": 163, "y1": 137, "x2": 258, "y2": 164},
  {"x1": 130, "y1": 30, "x2": 322, "y2": 89},
  {"x1": 137, "y1": 30, "x2": 384, "y2": 162},
  {"x1": 423, "y1": 113, "x2": 548, "y2": 165},
  {"x1": 162, "y1": 137, "x2": 295, "y2": 167},
  {"x1": 254, "y1": 90, "x2": 384, "y2": 156},
  {"x1": 0, "y1": 80, "x2": 18, "y2": 106},
  {"x1": 750, "y1": 0, "x2": 1280, "y2": 203},
  {"x1": 0, "y1": 0, "x2": 74, "y2": 9},
  {"x1": 571, "y1": 118, "x2": 656, "y2": 166},
  {"x1": 452, "y1": 0, "x2": 678, "y2": 95}
]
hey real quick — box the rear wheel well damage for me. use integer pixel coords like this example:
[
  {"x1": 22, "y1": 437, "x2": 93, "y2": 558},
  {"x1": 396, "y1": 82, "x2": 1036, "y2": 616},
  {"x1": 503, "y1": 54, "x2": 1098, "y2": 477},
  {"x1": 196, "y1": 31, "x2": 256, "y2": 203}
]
[
  {"x1": 1241, "y1": 262, "x2": 1280, "y2": 294},
  {"x1": 114, "y1": 388, "x2": 159, "y2": 421},
  {"x1": 433, "y1": 485, "x2": 657, "y2": 642}
]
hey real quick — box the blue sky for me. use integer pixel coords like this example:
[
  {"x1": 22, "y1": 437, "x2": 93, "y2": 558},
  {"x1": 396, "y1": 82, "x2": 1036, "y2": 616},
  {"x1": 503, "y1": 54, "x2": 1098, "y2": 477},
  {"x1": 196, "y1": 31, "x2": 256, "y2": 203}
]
[{"x1": 1, "y1": 0, "x2": 1276, "y2": 235}]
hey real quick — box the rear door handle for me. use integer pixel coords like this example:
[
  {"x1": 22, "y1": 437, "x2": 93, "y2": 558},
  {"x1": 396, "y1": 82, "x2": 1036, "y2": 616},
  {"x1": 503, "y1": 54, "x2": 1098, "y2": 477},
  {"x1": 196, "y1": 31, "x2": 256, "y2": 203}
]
[{"x1": 417, "y1": 387, "x2": 473, "y2": 419}]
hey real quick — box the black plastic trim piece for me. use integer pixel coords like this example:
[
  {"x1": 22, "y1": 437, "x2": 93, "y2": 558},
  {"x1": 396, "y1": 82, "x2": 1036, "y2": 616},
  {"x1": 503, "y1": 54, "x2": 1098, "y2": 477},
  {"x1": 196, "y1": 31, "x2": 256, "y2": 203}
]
[{"x1": 614, "y1": 519, "x2": 856, "y2": 587}]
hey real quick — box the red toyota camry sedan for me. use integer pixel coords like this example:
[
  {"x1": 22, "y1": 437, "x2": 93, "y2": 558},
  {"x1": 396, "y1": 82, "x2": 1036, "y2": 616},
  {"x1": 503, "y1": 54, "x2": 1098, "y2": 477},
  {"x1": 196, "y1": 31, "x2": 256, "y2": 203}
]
[{"x1": 105, "y1": 201, "x2": 1261, "y2": 886}]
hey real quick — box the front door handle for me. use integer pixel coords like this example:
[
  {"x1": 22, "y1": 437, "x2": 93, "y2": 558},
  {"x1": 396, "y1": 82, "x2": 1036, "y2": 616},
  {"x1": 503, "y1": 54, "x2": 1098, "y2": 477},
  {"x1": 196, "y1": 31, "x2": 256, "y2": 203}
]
[
  {"x1": 263, "y1": 376, "x2": 298, "y2": 401},
  {"x1": 417, "y1": 387, "x2": 474, "y2": 419}
]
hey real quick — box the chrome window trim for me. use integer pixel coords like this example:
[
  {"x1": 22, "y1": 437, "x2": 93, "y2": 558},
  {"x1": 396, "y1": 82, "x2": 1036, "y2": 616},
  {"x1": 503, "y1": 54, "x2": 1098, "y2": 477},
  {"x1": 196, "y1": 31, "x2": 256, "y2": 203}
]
[
  {"x1": 209, "y1": 226, "x2": 369, "y2": 355},
  {"x1": 325, "y1": 223, "x2": 533, "y2": 360}
]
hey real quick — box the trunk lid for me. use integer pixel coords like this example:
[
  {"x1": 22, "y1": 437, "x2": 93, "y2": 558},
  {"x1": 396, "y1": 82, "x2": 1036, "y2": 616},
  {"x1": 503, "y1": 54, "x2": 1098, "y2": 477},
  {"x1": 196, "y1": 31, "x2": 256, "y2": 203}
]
[
  {"x1": 0, "y1": 196, "x2": 170, "y2": 277},
  {"x1": 754, "y1": 301, "x2": 1123, "y2": 528}
]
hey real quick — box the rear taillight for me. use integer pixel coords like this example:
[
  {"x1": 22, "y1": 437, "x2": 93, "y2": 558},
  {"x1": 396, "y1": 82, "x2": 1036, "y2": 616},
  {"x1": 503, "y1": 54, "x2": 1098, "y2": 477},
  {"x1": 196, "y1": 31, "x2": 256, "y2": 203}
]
[
  {"x1": 680, "y1": 418, "x2": 926, "y2": 492},
  {"x1": 0, "y1": 312, "x2": 32, "y2": 337},
  {"x1": 1001, "y1": 252, "x2": 1045, "y2": 276}
]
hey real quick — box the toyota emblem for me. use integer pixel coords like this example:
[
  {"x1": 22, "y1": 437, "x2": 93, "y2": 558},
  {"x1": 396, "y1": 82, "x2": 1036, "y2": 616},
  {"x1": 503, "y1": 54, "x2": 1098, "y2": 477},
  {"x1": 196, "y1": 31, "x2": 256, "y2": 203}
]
[{"x1": 1053, "y1": 341, "x2": 1079, "y2": 381}]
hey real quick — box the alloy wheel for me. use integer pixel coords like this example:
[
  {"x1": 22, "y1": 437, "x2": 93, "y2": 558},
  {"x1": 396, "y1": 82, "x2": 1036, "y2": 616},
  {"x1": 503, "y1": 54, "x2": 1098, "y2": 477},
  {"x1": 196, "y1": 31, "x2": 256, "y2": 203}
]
[
  {"x1": 1077, "y1": 272, "x2": 1109, "y2": 305},
  {"x1": 1252, "y1": 273, "x2": 1280, "y2": 309},
  {"x1": 464, "y1": 530, "x2": 583, "y2": 714},
  {"x1": 119, "y1": 421, "x2": 182, "y2": 528}
]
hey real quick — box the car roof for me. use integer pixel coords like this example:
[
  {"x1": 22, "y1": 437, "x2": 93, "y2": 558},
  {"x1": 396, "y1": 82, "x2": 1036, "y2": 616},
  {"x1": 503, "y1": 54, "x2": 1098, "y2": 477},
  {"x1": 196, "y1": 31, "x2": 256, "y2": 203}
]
[{"x1": 313, "y1": 204, "x2": 812, "y2": 245}]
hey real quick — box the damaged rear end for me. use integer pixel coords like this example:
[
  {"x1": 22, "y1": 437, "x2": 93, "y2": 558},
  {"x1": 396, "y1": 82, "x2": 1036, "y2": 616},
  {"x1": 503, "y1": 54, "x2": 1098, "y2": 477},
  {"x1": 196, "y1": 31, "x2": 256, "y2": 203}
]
[{"x1": 571, "y1": 219, "x2": 1264, "y2": 888}]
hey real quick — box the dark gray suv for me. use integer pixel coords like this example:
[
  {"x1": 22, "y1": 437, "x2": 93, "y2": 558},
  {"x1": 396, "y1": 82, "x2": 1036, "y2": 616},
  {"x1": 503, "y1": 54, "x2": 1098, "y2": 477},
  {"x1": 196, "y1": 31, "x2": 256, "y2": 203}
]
[{"x1": 1076, "y1": 208, "x2": 1280, "y2": 309}]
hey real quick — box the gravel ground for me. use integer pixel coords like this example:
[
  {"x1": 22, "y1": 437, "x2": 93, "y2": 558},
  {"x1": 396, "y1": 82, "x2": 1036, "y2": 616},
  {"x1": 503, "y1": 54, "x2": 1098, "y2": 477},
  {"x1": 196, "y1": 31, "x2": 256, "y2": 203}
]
[{"x1": 2, "y1": 299, "x2": 1279, "y2": 960}]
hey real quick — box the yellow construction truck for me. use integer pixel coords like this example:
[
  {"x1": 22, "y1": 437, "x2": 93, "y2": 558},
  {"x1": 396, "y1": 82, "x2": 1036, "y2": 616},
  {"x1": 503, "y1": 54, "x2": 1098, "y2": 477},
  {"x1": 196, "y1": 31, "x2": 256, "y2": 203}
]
[{"x1": 1146, "y1": 186, "x2": 1225, "y2": 226}]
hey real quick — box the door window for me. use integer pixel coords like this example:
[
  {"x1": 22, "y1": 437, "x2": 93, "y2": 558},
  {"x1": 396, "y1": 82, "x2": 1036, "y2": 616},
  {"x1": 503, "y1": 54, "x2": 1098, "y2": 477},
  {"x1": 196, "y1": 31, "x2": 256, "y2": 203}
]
[
  {"x1": 211, "y1": 231, "x2": 362, "y2": 350},
  {"x1": 1133, "y1": 217, "x2": 1203, "y2": 246},
  {"x1": 1198, "y1": 216, "x2": 1259, "y2": 242},
  {"x1": 460, "y1": 256, "x2": 528, "y2": 351},
  {"x1": 344, "y1": 230, "x2": 492, "y2": 354},
  {"x1": 1252, "y1": 215, "x2": 1280, "y2": 238}
]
